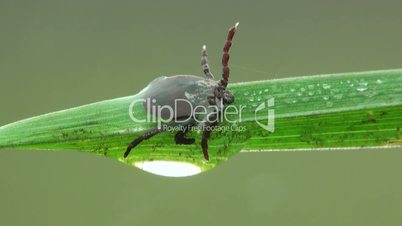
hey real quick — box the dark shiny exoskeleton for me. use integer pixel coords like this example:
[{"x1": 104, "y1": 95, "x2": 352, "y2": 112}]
[{"x1": 124, "y1": 23, "x2": 239, "y2": 161}]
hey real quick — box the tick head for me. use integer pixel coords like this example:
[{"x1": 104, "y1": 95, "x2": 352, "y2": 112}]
[{"x1": 223, "y1": 90, "x2": 235, "y2": 105}]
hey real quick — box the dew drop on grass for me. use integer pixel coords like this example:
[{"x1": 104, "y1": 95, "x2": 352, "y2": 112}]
[
  {"x1": 376, "y1": 79, "x2": 383, "y2": 84},
  {"x1": 323, "y1": 95, "x2": 330, "y2": 101},
  {"x1": 264, "y1": 89, "x2": 269, "y2": 92},
  {"x1": 356, "y1": 82, "x2": 368, "y2": 92},
  {"x1": 290, "y1": 88, "x2": 295, "y2": 92},
  {"x1": 308, "y1": 91, "x2": 314, "y2": 96},
  {"x1": 300, "y1": 87, "x2": 306, "y2": 92},
  {"x1": 326, "y1": 101, "x2": 333, "y2": 107},
  {"x1": 334, "y1": 93, "x2": 343, "y2": 100},
  {"x1": 322, "y1": 84, "x2": 331, "y2": 89}
]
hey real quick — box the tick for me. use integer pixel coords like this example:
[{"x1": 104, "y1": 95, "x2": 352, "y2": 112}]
[{"x1": 124, "y1": 22, "x2": 239, "y2": 161}]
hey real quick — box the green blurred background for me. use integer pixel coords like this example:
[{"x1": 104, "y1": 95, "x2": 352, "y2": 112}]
[{"x1": 1, "y1": 0, "x2": 402, "y2": 225}]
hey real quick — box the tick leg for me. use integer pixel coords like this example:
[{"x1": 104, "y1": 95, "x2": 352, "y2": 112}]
[
  {"x1": 175, "y1": 125, "x2": 195, "y2": 145},
  {"x1": 201, "y1": 45, "x2": 214, "y2": 79},
  {"x1": 124, "y1": 128, "x2": 165, "y2": 158},
  {"x1": 220, "y1": 22, "x2": 239, "y2": 89},
  {"x1": 200, "y1": 121, "x2": 218, "y2": 161}
]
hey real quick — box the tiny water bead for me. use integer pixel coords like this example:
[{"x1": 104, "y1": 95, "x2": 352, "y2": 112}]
[
  {"x1": 356, "y1": 82, "x2": 368, "y2": 92},
  {"x1": 322, "y1": 84, "x2": 331, "y2": 90},
  {"x1": 307, "y1": 84, "x2": 315, "y2": 90},
  {"x1": 334, "y1": 93, "x2": 343, "y2": 100},
  {"x1": 376, "y1": 79, "x2": 384, "y2": 84},
  {"x1": 326, "y1": 101, "x2": 333, "y2": 107},
  {"x1": 323, "y1": 95, "x2": 330, "y2": 101}
]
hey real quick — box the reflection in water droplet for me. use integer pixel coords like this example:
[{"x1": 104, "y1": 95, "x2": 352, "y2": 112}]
[
  {"x1": 322, "y1": 84, "x2": 331, "y2": 89},
  {"x1": 134, "y1": 161, "x2": 202, "y2": 177},
  {"x1": 326, "y1": 101, "x2": 333, "y2": 107}
]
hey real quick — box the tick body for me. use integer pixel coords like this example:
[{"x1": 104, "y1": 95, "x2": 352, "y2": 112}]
[{"x1": 124, "y1": 22, "x2": 239, "y2": 161}]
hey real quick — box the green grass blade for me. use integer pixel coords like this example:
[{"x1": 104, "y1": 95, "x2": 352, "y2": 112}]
[{"x1": 0, "y1": 69, "x2": 401, "y2": 174}]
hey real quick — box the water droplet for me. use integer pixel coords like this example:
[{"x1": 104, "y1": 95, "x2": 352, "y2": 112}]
[
  {"x1": 257, "y1": 97, "x2": 262, "y2": 101},
  {"x1": 308, "y1": 91, "x2": 314, "y2": 96},
  {"x1": 376, "y1": 79, "x2": 383, "y2": 84},
  {"x1": 290, "y1": 88, "x2": 295, "y2": 92},
  {"x1": 258, "y1": 90, "x2": 262, "y2": 95},
  {"x1": 322, "y1": 84, "x2": 331, "y2": 89},
  {"x1": 364, "y1": 91, "x2": 377, "y2": 97},
  {"x1": 251, "y1": 103, "x2": 257, "y2": 107},
  {"x1": 330, "y1": 88, "x2": 340, "y2": 94},
  {"x1": 323, "y1": 95, "x2": 330, "y2": 101},
  {"x1": 296, "y1": 92, "x2": 302, "y2": 97},
  {"x1": 308, "y1": 84, "x2": 315, "y2": 90},
  {"x1": 356, "y1": 82, "x2": 368, "y2": 92},
  {"x1": 346, "y1": 80, "x2": 351, "y2": 84},
  {"x1": 264, "y1": 89, "x2": 269, "y2": 92},
  {"x1": 334, "y1": 93, "x2": 343, "y2": 100},
  {"x1": 300, "y1": 87, "x2": 306, "y2": 92},
  {"x1": 326, "y1": 101, "x2": 333, "y2": 107},
  {"x1": 292, "y1": 99, "x2": 297, "y2": 104},
  {"x1": 244, "y1": 91, "x2": 250, "y2": 96},
  {"x1": 249, "y1": 97, "x2": 255, "y2": 102}
]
